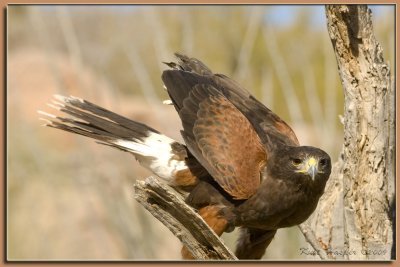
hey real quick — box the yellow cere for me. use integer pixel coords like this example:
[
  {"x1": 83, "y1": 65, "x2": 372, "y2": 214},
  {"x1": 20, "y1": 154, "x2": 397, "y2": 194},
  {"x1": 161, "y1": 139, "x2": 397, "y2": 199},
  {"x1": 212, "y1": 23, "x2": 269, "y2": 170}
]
[{"x1": 307, "y1": 157, "x2": 317, "y2": 167}]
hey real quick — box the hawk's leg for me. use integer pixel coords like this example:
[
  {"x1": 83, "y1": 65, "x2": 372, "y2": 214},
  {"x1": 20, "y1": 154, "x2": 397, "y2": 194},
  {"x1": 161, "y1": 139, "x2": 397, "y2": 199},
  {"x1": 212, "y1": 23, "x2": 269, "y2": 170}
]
[
  {"x1": 181, "y1": 205, "x2": 230, "y2": 259},
  {"x1": 181, "y1": 181, "x2": 236, "y2": 259},
  {"x1": 235, "y1": 227, "x2": 277, "y2": 259}
]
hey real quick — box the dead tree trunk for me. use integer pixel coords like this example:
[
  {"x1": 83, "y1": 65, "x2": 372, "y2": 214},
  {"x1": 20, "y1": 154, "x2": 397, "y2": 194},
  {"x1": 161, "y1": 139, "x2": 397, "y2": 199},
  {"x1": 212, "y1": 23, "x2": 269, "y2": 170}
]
[{"x1": 305, "y1": 5, "x2": 395, "y2": 260}]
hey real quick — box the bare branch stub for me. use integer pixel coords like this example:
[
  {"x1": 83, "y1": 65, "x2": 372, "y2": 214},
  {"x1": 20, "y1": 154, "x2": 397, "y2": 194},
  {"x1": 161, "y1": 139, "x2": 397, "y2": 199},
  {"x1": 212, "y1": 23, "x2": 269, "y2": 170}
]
[
  {"x1": 133, "y1": 176, "x2": 237, "y2": 260},
  {"x1": 298, "y1": 223, "x2": 333, "y2": 260}
]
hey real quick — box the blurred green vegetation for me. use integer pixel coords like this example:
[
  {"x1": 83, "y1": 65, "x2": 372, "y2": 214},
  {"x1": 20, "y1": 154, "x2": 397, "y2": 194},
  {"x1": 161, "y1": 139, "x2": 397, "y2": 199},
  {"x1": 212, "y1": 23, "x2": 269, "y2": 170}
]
[{"x1": 7, "y1": 5, "x2": 394, "y2": 260}]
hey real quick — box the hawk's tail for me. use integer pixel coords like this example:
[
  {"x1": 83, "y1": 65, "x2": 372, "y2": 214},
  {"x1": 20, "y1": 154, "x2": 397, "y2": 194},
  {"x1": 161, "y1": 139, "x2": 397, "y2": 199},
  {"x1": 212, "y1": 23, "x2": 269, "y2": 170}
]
[{"x1": 38, "y1": 95, "x2": 198, "y2": 186}]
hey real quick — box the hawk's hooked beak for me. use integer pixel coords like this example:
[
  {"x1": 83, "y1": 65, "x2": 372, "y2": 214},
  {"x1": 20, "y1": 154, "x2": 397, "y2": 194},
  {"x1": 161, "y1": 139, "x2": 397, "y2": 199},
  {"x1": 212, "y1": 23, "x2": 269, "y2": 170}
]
[
  {"x1": 306, "y1": 157, "x2": 318, "y2": 180},
  {"x1": 295, "y1": 157, "x2": 318, "y2": 180}
]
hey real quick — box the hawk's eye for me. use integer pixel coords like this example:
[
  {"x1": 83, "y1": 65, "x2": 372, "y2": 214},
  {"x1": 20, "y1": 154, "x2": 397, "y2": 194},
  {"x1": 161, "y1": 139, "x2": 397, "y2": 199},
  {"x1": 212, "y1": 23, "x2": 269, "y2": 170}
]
[
  {"x1": 320, "y1": 158, "x2": 328, "y2": 166},
  {"x1": 291, "y1": 158, "x2": 302, "y2": 166}
]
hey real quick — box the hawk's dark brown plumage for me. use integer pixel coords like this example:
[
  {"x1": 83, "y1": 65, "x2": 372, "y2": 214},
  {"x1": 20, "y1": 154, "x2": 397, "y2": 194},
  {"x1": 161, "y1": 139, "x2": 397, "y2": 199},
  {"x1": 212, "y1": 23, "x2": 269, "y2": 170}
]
[{"x1": 40, "y1": 53, "x2": 331, "y2": 260}]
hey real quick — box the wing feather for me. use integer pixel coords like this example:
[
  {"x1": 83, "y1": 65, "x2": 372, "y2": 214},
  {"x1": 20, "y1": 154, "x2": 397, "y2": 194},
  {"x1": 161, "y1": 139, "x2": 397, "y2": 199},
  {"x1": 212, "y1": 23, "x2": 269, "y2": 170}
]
[
  {"x1": 180, "y1": 85, "x2": 266, "y2": 199},
  {"x1": 162, "y1": 54, "x2": 299, "y2": 150}
]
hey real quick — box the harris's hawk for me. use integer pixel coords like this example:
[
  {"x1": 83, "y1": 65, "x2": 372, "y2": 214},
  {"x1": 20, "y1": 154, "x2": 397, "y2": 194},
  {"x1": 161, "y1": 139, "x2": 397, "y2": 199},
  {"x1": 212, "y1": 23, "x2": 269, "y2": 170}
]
[{"x1": 39, "y1": 53, "x2": 331, "y2": 260}]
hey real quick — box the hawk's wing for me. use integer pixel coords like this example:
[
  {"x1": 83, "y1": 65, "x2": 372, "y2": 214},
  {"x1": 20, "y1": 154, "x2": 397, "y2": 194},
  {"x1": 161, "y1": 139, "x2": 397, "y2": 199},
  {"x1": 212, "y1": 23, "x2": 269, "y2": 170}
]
[
  {"x1": 162, "y1": 54, "x2": 299, "y2": 199},
  {"x1": 163, "y1": 53, "x2": 299, "y2": 150},
  {"x1": 179, "y1": 84, "x2": 266, "y2": 199}
]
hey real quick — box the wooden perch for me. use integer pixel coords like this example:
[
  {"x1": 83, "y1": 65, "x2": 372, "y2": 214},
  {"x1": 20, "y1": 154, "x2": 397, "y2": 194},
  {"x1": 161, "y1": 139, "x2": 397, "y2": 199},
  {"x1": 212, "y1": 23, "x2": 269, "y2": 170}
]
[{"x1": 133, "y1": 176, "x2": 237, "y2": 260}]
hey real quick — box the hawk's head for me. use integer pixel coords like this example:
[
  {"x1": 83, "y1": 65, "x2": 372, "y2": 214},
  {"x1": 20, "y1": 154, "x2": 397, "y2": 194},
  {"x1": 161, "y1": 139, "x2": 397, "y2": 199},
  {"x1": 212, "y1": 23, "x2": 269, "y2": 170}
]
[{"x1": 267, "y1": 146, "x2": 331, "y2": 190}]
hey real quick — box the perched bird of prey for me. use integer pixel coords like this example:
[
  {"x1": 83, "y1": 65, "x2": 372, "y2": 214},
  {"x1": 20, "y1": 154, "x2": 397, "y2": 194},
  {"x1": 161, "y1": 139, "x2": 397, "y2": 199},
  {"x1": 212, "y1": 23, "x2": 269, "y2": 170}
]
[{"x1": 39, "y1": 53, "x2": 331, "y2": 260}]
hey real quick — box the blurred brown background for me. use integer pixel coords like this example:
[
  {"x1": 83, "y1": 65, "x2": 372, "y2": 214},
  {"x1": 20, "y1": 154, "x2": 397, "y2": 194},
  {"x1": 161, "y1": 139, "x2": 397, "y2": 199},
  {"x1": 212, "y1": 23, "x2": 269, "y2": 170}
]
[{"x1": 7, "y1": 5, "x2": 394, "y2": 260}]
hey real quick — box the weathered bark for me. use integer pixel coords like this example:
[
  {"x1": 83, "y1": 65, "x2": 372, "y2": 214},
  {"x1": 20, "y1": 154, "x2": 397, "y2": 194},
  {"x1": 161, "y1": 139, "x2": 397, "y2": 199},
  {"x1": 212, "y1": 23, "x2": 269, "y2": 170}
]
[
  {"x1": 306, "y1": 5, "x2": 394, "y2": 260},
  {"x1": 133, "y1": 176, "x2": 237, "y2": 260}
]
